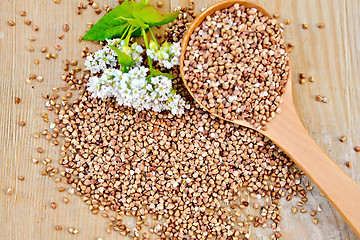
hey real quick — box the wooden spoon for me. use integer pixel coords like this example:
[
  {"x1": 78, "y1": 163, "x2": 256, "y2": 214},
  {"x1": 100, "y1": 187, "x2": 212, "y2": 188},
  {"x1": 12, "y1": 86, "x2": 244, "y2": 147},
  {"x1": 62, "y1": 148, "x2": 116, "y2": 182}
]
[{"x1": 180, "y1": 0, "x2": 360, "y2": 236}]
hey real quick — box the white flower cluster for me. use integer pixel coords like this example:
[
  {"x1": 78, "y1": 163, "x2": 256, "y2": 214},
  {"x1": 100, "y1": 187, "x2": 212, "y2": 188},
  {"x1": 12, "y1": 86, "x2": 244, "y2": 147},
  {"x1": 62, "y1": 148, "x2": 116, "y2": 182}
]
[
  {"x1": 84, "y1": 45, "x2": 117, "y2": 74},
  {"x1": 146, "y1": 41, "x2": 181, "y2": 69},
  {"x1": 87, "y1": 66, "x2": 188, "y2": 115},
  {"x1": 84, "y1": 39, "x2": 143, "y2": 74},
  {"x1": 84, "y1": 37, "x2": 187, "y2": 115}
]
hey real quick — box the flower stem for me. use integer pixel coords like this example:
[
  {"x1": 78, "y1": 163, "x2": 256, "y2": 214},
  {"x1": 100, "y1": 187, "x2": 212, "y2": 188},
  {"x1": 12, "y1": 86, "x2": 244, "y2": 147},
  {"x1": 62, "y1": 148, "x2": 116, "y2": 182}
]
[
  {"x1": 120, "y1": 25, "x2": 131, "y2": 40},
  {"x1": 142, "y1": 28, "x2": 153, "y2": 69},
  {"x1": 149, "y1": 28, "x2": 160, "y2": 48},
  {"x1": 125, "y1": 26, "x2": 134, "y2": 46}
]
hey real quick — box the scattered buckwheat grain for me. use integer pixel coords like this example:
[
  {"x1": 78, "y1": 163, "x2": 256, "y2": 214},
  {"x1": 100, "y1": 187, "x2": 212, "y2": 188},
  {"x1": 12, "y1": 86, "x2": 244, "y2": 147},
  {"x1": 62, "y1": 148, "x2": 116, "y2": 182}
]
[
  {"x1": 284, "y1": 19, "x2": 291, "y2": 25},
  {"x1": 50, "y1": 202, "x2": 57, "y2": 209},
  {"x1": 63, "y1": 24, "x2": 69, "y2": 32},
  {"x1": 339, "y1": 135, "x2": 346, "y2": 142},
  {"x1": 7, "y1": 188, "x2": 14, "y2": 195},
  {"x1": 8, "y1": 20, "x2": 15, "y2": 26}
]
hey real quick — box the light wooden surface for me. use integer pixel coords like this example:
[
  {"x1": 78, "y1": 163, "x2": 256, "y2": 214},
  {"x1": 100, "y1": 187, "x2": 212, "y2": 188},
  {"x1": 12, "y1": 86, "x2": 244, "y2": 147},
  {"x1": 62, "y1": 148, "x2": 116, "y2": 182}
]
[{"x1": 0, "y1": 0, "x2": 359, "y2": 239}]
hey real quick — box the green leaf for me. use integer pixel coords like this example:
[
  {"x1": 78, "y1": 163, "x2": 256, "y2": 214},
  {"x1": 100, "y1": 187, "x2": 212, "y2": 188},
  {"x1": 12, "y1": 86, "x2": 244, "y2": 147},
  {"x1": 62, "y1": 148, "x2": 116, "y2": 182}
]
[
  {"x1": 126, "y1": 18, "x2": 149, "y2": 29},
  {"x1": 131, "y1": 28, "x2": 143, "y2": 37},
  {"x1": 141, "y1": 0, "x2": 150, "y2": 6},
  {"x1": 82, "y1": 1, "x2": 143, "y2": 41},
  {"x1": 103, "y1": 24, "x2": 129, "y2": 40},
  {"x1": 132, "y1": 5, "x2": 179, "y2": 27},
  {"x1": 108, "y1": 45, "x2": 134, "y2": 67},
  {"x1": 149, "y1": 69, "x2": 175, "y2": 79}
]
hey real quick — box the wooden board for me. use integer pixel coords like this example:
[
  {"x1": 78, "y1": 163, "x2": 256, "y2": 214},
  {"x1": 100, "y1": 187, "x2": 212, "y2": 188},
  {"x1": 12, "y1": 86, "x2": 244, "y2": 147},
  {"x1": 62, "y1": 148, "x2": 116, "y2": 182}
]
[{"x1": 0, "y1": 0, "x2": 359, "y2": 239}]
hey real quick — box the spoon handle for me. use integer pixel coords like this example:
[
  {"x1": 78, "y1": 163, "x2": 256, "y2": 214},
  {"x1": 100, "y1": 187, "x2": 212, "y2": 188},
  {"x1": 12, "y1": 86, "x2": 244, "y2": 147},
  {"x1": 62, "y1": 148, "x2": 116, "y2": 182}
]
[{"x1": 265, "y1": 106, "x2": 360, "y2": 237}]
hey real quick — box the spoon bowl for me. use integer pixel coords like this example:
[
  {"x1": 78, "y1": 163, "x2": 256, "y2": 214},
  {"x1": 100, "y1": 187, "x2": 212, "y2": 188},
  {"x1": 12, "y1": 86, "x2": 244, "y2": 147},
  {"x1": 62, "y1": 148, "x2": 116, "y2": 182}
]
[{"x1": 180, "y1": 0, "x2": 360, "y2": 236}]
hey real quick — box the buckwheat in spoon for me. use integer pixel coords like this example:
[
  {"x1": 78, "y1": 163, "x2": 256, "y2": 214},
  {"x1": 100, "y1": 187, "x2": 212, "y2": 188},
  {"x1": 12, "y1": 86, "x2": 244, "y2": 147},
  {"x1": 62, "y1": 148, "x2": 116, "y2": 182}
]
[{"x1": 180, "y1": 0, "x2": 360, "y2": 236}]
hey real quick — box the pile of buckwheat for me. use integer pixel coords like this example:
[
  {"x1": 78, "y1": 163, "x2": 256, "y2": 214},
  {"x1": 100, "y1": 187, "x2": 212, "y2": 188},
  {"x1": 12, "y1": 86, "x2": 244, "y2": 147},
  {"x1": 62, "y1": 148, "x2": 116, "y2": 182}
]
[
  {"x1": 56, "y1": 71, "x2": 306, "y2": 239},
  {"x1": 36, "y1": 2, "x2": 316, "y2": 240},
  {"x1": 183, "y1": 4, "x2": 290, "y2": 128}
]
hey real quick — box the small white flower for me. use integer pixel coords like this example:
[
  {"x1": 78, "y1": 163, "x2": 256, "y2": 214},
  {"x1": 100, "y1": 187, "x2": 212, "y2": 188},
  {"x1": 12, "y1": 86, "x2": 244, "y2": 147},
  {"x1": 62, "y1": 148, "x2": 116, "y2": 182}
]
[
  {"x1": 170, "y1": 56, "x2": 179, "y2": 66},
  {"x1": 130, "y1": 77, "x2": 146, "y2": 89},
  {"x1": 146, "y1": 49, "x2": 157, "y2": 59},
  {"x1": 137, "y1": 66, "x2": 148, "y2": 78},
  {"x1": 132, "y1": 53, "x2": 143, "y2": 65},
  {"x1": 158, "y1": 50, "x2": 169, "y2": 60},
  {"x1": 147, "y1": 41, "x2": 181, "y2": 69},
  {"x1": 170, "y1": 42, "x2": 181, "y2": 56},
  {"x1": 162, "y1": 60, "x2": 172, "y2": 69},
  {"x1": 106, "y1": 38, "x2": 123, "y2": 46},
  {"x1": 134, "y1": 45, "x2": 143, "y2": 53}
]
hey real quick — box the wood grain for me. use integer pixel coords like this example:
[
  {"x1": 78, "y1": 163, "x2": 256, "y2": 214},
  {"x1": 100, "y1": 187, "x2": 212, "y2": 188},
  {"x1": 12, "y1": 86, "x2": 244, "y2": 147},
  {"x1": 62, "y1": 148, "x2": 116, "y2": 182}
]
[{"x1": 0, "y1": 0, "x2": 359, "y2": 239}]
